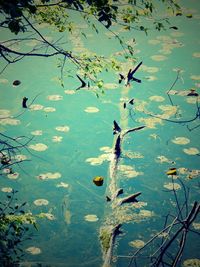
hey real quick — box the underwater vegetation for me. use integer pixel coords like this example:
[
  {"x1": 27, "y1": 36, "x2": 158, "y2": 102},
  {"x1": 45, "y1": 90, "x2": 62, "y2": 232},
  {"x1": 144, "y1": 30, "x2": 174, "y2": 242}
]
[{"x1": 99, "y1": 227, "x2": 112, "y2": 253}]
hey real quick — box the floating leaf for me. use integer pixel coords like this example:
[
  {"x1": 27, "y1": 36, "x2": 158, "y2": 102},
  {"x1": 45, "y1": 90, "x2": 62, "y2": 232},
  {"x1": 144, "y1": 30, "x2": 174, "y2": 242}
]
[
  {"x1": 93, "y1": 176, "x2": 104, "y2": 186},
  {"x1": 169, "y1": 26, "x2": 178, "y2": 30},
  {"x1": 186, "y1": 14, "x2": 193, "y2": 18},
  {"x1": 176, "y1": 11, "x2": 182, "y2": 16},
  {"x1": 166, "y1": 168, "x2": 177, "y2": 176},
  {"x1": 84, "y1": 214, "x2": 99, "y2": 222},
  {"x1": 81, "y1": 32, "x2": 87, "y2": 39},
  {"x1": 13, "y1": 80, "x2": 21, "y2": 86},
  {"x1": 124, "y1": 25, "x2": 130, "y2": 30}
]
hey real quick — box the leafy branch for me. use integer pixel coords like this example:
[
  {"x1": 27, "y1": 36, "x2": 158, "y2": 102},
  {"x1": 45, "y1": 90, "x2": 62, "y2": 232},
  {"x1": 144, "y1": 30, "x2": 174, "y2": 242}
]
[
  {"x1": 0, "y1": 190, "x2": 38, "y2": 267},
  {"x1": 116, "y1": 178, "x2": 200, "y2": 267},
  {"x1": 0, "y1": 0, "x2": 182, "y2": 87}
]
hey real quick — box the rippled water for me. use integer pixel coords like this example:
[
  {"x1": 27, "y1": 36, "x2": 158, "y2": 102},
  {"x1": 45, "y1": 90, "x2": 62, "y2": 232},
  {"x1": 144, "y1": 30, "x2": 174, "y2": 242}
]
[{"x1": 0, "y1": 1, "x2": 200, "y2": 267}]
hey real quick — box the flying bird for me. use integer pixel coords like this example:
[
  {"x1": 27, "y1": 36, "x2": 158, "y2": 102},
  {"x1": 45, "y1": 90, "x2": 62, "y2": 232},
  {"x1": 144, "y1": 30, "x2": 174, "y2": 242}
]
[
  {"x1": 119, "y1": 61, "x2": 143, "y2": 86},
  {"x1": 76, "y1": 74, "x2": 86, "y2": 90},
  {"x1": 119, "y1": 73, "x2": 125, "y2": 84},
  {"x1": 106, "y1": 196, "x2": 111, "y2": 202},
  {"x1": 123, "y1": 98, "x2": 134, "y2": 109},
  {"x1": 169, "y1": 26, "x2": 178, "y2": 30},
  {"x1": 129, "y1": 98, "x2": 134, "y2": 105},
  {"x1": 126, "y1": 61, "x2": 143, "y2": 86}
]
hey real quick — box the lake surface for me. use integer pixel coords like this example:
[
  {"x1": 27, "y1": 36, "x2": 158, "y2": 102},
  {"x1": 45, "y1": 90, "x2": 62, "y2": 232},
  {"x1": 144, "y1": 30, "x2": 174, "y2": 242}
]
[{"x1": 0, "y1": 1, "x2": 200, "y2": 266}]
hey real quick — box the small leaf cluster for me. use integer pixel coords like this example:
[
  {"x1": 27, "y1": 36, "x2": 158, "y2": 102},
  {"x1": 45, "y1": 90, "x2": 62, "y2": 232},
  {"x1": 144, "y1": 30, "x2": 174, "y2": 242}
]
[
  {"x1": 0, "y1": 137, "x2": 28, "y2": 176},
  {"x1": 0, "y1": 190, "x2": 37, "y2": 267},
  {"x1": 35, "y1": 5, "x2": 71, "y2": 33},
  {"x1": 77, "y1": 52, "x2": 121, "y2": 81},
  {"x1": 0, "y1": 0, "x2": 181, "y2": 35},
  {"x1": 77, "y1": 53, "x2": 106, "y2": 77}
]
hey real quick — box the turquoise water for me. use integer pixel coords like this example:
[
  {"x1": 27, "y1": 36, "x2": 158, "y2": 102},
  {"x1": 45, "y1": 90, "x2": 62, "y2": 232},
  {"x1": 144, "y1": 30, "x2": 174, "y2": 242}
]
[{"x1": 0, "y1": 1, "x2": 200, "y2": 267}]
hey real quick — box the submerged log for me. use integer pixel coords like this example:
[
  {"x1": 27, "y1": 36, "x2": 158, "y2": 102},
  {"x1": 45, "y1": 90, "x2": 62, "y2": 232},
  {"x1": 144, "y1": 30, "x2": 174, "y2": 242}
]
[
  {"x1": 118, "y1": 192, "x2": 142, "y2": 206},
  {"x1": 114, "y1": 134, "x2": 122, "y2": 158},
  {"x1": 113, "y1": 126, "x2": 146, "y2": 163},
  {"x1": 102, "y1": 125, "x2": 145, "y2": 267},
  {"x1": 109, "y1": 126, "x2": 145, "y2": 200},
  {"x1": 100, "y1": 224, "x2": 122, "y2": 267}
]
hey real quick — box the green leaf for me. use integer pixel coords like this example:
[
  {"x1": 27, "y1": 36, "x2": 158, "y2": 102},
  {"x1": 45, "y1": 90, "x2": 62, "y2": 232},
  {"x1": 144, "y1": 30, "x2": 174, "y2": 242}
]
[
  {"x1": 92, "y1": 23, "x2": 99, "y2": 33},
  {"x1": 33, "y1": 222, "x2": 38, "y2": 230},
  {"x1": 119, "y1": 39, "x2": 123, "y2": 45},
  {"x1": 186, "y1": 14, "x2": 193, "y2": 18},
  {"x1": 176, "y1": 11, "x2": 182, "y2": 16},
  {"x1": 81, "y1": 32, "x2": 87, "y2": 39},
  {"x1": 124, "y1": 25, "x2": 130, "y2": 30}
]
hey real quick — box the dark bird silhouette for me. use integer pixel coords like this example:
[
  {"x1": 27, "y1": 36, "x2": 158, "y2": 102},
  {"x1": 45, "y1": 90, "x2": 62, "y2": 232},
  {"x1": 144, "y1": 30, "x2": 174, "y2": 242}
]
[
  {"x1": 129, "y1": 98, "x2": 134, "y2": 105},
  {"x1": 13, "y1": 80, "x2": 21, "y2": 86},
  {"x1": 169, "y1": 26, "x2": 178, "y2": 30},
  {"x1": 113, "y1": 120, "x2": 121, "y2": 135},
  {"x1": 106, "y1": 196, "x2": 111, "y2": 202},
  {"x1": 115, "y1": 188, "x2": 124, "y2": 198},
  {"x1": 119, "y1": 61, "x2": 142, "y2": 86},
  {"x1": 187, "y1": 89, "x2": 199, "y2": 97},
  {"x1": 98, "y1": 11, "x2": 112, "y2": 28},
  {"x1": 76, "y1": 74, "x2": 86, "y2": 90},
  {"x1": 119, "y1": 73, "x2": 125, "y2": 84},
  {"x1": 22, "y1": 97, "x2": 28, "y2": 108},
  {"x1": 123, "y1": 98, "x2": 134, "y2": 109},
  {"x1": 126, "y1": 61, "x2": 142, "y2": 86}
]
